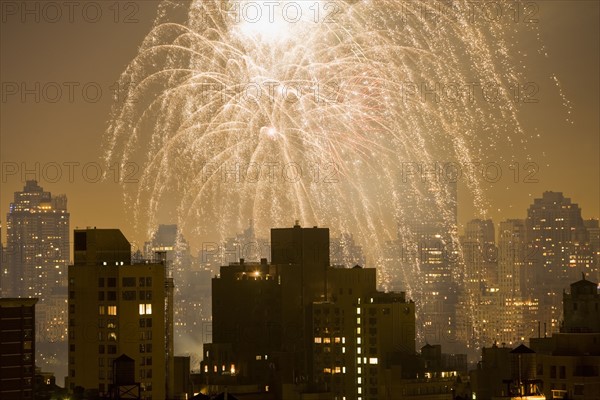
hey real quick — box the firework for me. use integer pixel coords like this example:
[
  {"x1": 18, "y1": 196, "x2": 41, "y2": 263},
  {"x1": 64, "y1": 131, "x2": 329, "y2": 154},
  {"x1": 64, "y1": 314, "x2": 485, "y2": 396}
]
[{"x1": 105, "y1": 0, "x2": 532, "y2": 320}]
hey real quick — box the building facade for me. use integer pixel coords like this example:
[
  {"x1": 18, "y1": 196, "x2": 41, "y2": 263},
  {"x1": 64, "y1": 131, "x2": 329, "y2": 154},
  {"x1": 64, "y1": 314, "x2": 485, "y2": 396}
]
[
  {"x1": 202, "y1": 224, "x2": 416, "y2": 400},
  {"x1": 66, "y1": 228, "x2": 174, "y2": 400},
  {"x1": 0, "y1": 298, "x2": 38, "y2": 399}
]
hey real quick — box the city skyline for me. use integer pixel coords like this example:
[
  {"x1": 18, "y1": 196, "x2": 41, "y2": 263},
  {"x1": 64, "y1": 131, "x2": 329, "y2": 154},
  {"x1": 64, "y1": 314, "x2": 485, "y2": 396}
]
[{"x1": 0, "y1": 1, "x2": 599, "y2": 399}]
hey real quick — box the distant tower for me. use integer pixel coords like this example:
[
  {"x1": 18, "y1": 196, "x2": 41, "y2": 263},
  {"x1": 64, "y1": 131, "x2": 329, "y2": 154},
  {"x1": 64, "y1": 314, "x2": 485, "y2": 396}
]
[
  {"x1": 398, "y1": 176, "x2": 459, "y2": 351},
  {"x1": 5, "y1": 180, "x2": 70, "y2": 298},
  {"x1": 526, "y1": 192, "x2": 596, "y2": 333},
  {"x1": 498, "y1": 219, "x2": 527, "y2": 301}
]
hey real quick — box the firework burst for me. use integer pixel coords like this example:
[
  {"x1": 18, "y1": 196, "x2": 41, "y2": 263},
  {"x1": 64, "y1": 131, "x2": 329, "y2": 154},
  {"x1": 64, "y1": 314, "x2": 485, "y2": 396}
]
[{"x1": 106, "y1": 0, "x2": 531, "y2": 305}]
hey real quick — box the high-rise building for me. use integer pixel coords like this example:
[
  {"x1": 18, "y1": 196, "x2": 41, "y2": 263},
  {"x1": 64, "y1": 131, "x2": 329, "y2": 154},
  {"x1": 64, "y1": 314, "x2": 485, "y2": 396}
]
[
  {"x1": 463, "y1": 219, "x2": 497, "y2": 288},
  {"x1": 315, "y1": 268, "x2": 415, "y2": 400},
  {"x1": 4, "y1": 180, "x2": 70, "y2": 376},
  {"x1": 498, "y1": 219, "x2": 527, "y2": 300},
  {"x1": 202, "y1": 223, "x2": 416, "y2": 400},
  {"x1": 5, "y1": 180, "x2": 70, "y2": 298},
  {"x1": 526, "y1": 192, "x2": 597, "y2": 334},
  {"x1": 396, "y1": 177, "x2": 459, "y2": 350},
  {"x1": 66, "y1": 228, "x2": 174, "y2": 400},
  {"x1": 457, "y1": 219, "x2": 498, "y2": 351},
  {"x1": 0, "y1": 298, "x2": 38, "y2": 399},
  {"x1": 495, "y1": 219, "x2": 540, "y2": 345}
]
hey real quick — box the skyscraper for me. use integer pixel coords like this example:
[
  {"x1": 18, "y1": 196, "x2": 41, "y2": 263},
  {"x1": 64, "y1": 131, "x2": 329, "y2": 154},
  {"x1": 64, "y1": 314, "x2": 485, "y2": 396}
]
[
  {"x1": 66, "y1": 228, "x2": 174, "y2": 399},
  {"x1": 456, "y1": 219, "x2": 498, "y2": 350},
  {"x1": 498, "y1": 219, "x2": 527, "y2": 300},
  {"x1": 496, "y1": 219, "x2": 538, "y2": 345},
  {"x1": 396, "y1": 177, "x2": 459, "y2": 350},
  {"x1": 4, "y1": 180, "x2": 70, "y2": 299},
  {"x1": 526, "y1": 192, "x2": 597, "y2": 333}
]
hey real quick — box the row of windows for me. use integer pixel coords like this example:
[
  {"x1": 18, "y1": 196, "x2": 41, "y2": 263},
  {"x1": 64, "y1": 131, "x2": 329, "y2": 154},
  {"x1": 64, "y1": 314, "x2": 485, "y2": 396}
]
[
  {"x1": 122, "y1": 290, "x2": 153, "y2": 301},
  {"x1": 99, "y1": 305, "x2": 118, "y2": 315},
  {"x1": 98, "y1": 345, "x2": 117, "y2": 354},
  {"x1": 99, "y1": 277, "x2": 153, "y2": 287}
]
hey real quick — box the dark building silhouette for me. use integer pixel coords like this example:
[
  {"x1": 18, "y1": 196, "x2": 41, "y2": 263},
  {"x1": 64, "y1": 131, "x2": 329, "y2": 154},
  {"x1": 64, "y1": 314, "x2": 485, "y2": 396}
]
[
  {"x1": 470, "y1": 342, "x2": 543, "y2": 400},
  {"x1": 0, "y1": 297, "x2": 38, "y2": 399},
  {"x1": 202, "y1": 224, "x2": 416, "y2": 400},
  {"x1": 530, "y1": 276, "x2": 600, "y2": 400},
  {"x1": 562, "y1": 275, "x2": 600, "y2": 333}
]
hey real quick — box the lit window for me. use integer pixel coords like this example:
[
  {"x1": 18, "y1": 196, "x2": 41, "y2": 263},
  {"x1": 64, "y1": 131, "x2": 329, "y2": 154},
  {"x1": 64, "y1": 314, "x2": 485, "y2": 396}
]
[
  {"x1": 369, "y1": 357, "x2": 378, "y2": 365},
  {"x1": 314, "y1": 337, "x2": 322, "y2": 344},
  {"x1": 108, "y1": 306, "x2": 117, "y2": 316},
  {"x1": 139, "y1": 304, "x2": 152, "y2": 315},
  {"x1": 99, "y1": 306, "x2": 105, "y2": 315},
  {"x1": 356, "y1": 307, "x2": 361, "y2": 315}
]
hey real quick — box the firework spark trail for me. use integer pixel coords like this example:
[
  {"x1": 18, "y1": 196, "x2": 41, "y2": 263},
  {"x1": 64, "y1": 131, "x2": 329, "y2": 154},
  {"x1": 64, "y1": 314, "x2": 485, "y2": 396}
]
[{"x1": 105, "y1": 0, "x2": 539, "y2": 344}]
